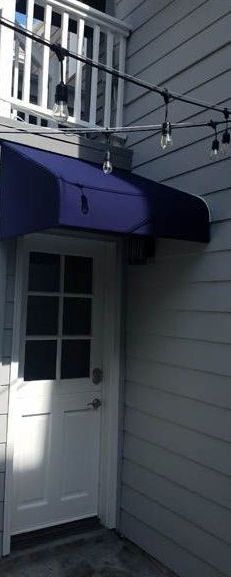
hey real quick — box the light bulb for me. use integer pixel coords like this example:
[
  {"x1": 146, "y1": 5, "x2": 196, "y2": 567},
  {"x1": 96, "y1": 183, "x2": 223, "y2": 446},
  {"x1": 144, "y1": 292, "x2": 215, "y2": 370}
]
[
  {"x1": 53, "y1": 101, "x2": 69, "y2": 121},
  {"x1": 160, "y1": 122, "x2": 172, "y2": 149},
  {"x1": 166, "y1": 125, "x2": 173, "y2": 146},
  {"x1": 160, "y1": 133, "x2": 167, "y2": 149},
  {"x1": 103, "y1": 158, "x2": 113, "y2": 175},
  {"x1": 53, "y1": 82, "x2": 69, "y2": 121},
  {"x1": 103, "y1": 150, "x2": 112, "y2": 174},
  {"x1": 210, "y1": 137, "x2": 220, "y2": 159}
]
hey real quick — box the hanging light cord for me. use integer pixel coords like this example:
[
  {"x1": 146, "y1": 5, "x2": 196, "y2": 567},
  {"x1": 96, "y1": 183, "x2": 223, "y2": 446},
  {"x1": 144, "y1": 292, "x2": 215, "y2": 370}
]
[
  {"x1": 0, "y1": 114, "x2": 228, "y2": 136},
  {"x1": 0, "y1": 15, "x2": 230, "y2": 117}
]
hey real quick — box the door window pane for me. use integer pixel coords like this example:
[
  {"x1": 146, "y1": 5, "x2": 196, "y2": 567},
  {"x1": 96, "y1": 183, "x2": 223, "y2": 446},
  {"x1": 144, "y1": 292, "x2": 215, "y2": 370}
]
[
  {"x1": 28, "y1": 252, "x2": 60, "y2": 292},
  {"x1": 64, "y1": 256, "x2": 92, "y2": 294},
  {"x1": 24, "y1": 340, "x2": 57, "y2": 381},
  {"x1": 61, "y1": 340, "x2": 90, "y2": 379},
  {"x1": 63, "y1": 298, "x2": 91, "y2": 335},
  {"x1": 26, "y1": 296, "x2": 59, "y2": 335}
]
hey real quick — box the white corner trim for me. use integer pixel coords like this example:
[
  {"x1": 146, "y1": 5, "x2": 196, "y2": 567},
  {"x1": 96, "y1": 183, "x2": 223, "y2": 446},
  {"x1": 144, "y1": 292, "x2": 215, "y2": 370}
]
[
  {"x1": 98, "y1": 241, "x2": 123, "y2": 528},
  {"x1": 3, "y1": 238, "x2": 25, "y2": 556}
]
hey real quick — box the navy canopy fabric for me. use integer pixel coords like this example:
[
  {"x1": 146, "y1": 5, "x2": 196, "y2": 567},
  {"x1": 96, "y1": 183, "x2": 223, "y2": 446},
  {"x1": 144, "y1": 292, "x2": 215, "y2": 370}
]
[{"x1": 0, "y1": 142, "x2": 210, "y2": 242}]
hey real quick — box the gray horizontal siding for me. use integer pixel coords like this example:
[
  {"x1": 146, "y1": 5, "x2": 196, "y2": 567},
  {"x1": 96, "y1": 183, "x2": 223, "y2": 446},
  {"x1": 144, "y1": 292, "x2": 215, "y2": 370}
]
[
  {"x1": 122, "y1": 457, "x2": 231, "y2": 546},
  {"x1": 125, "y1": 10, "x2": 231, "y2": 104},
  {"x1": 126, "y1": 0, "x2": 211, "y2": 59},
  {"x1": 123, "y1": 433, "x2": 231, "y2": 512},
  {"x1": 120, "y1": 510, "x2": 226, "y2": 577},
  {"x1": 125, "y1": 44, "x2": 230, "y2": 126},
  {"x1": 125, "y1": 381, "x2": 231, "y2": 443},
  {"x1": 115, "y1": 0, "x2": 231, "y2": 576},
  {"x1": 122, "y1": 467, "x2": 231, "y2": 568},
  {"x1": 121, "y1": 485, "x2": 231, "y2": 576},
  {"x1": 125, "y1": 406, "x2": 231, "y2": 476},
  {"x1": 126, "y1": 1, "x2": 230, "y2": 74},
  {"x1": 126, "y1": 358, "x2": 231, "y2": 409}
]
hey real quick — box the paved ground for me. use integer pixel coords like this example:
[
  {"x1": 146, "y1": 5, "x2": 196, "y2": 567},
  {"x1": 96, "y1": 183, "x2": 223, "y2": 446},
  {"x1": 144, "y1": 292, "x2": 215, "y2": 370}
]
[{"x1": 0, "y1": 528, "x2": 176, "y2": 577}]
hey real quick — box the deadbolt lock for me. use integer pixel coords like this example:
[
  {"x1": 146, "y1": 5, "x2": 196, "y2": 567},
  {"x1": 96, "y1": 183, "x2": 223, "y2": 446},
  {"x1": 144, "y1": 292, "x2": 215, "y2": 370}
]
[{"x1": 92, "y1": 368, "x2": 103, "y2": 384}]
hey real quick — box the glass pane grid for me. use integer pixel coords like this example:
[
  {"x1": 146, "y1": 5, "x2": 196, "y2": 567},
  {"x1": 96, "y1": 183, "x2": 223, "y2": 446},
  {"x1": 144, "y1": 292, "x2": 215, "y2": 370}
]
[{"x1": 24, "y1": 252, "x2": 94, "y2": 381}]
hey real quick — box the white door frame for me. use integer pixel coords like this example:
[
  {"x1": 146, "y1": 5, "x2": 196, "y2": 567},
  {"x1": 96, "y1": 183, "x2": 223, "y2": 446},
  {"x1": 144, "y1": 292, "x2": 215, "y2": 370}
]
[{"x1": 3, "y1": 232, "x2": 123, "y2": 555}]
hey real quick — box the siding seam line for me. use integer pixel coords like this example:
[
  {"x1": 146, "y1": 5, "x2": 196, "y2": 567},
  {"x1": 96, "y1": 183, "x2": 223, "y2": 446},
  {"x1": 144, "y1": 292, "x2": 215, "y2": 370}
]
[
  {"x1": 120, "y1": 507, "x2": 229, "y2": 577},
  {"x1": 125, "y1": 401, "x2": 231, "y2": 446},
  {"x1": 126, "y1": 9, "x2": 231, "y2": 76},
  {"x1": 126, "y1": 0, "x2": 208, "y2": 60},
  {"x1": 123, "y1": 455, "x2": 231, "y2": 514},
  {"x1": 126, "y1": 329, "x2": 231, "y2": 347},
  {"x1": 124, "y1": 421, "x2": 231, "y2": 478},
  {"x1": 122, "y1": 479, "x2": 231, "y2": 549},
  {"x1": 119, "y1": 0, "x2": 175, "y2": 25},
  {"x1": 124, "y1": 40, "x2": 231, "y2": 109},
  {"x1": 126, "y1": 354, "x2": 231, "y2": 381},
  {"x1": 125, "y1": 378, "x2": 231, "y2": 411}
]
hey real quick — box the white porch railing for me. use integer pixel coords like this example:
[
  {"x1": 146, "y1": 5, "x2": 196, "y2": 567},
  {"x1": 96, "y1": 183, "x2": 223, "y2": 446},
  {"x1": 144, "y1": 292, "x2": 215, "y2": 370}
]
[{"x1": 0, "y1": 0, "x2": 130, "y2": 127}]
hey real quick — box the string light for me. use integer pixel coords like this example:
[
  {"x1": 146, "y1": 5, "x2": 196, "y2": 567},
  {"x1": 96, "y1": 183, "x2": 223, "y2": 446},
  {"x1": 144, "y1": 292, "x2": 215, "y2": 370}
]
[
  {"x1": 210, "y1": 121, "x2": 220, "y2": 159},
  {"x1": 52, "y1": 44, "x2": 69, "y2": 122},
  {"x1": 221, "y1": 108, "x2": 230, "y2": 155},
  {"x1": 0, "y1": 16, "x2": 230, "y2": 162},
  {"x1": 160, "y1": 90, "x2": 173, "y2": 149},
  {"x1": 103, "y1": 132, "x2": 113, "y2": 174}
]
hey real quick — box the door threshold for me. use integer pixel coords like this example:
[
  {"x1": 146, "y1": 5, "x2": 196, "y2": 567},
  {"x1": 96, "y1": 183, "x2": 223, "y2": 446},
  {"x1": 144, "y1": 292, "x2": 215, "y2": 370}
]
[{"x1": 11, "y1": 517, "x2": 102, "y2": 552}]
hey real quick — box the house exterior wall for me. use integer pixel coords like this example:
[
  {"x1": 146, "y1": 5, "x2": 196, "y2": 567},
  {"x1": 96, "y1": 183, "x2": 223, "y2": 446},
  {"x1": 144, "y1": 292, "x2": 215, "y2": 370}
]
[{"x1": 114, "y1": 1, "x2": 231, "y2": 577}]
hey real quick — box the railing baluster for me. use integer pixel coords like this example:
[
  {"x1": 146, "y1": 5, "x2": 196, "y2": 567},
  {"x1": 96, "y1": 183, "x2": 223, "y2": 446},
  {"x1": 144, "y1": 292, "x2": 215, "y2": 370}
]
[
  {"x1": 104, "y1": 31, "x2": 113, "y2": 127},
  {"x1": 61, "y1": 11, "x2": 69, "y2": 82},
  {"x1": 39, "y1": 3, "x2": 52, "y2": 109},
  {"x1": 74, "y1": 18, "x2": 85, "y2": 122},
  {"x1": 22, "y1": 0, "x2": 34, "y2": 103},
  {"x1": 116, "y1": 36, "x2": 126, "y2": 127},
  {"x1": 0, "y1": 0, "x2": 17, "y2": 118},
  {"x1": 89, "y1": 24, "x2": 100, "y2": 126},
  {"x1": 12, "y1": 39, "x2": 20, "y2": 119}
]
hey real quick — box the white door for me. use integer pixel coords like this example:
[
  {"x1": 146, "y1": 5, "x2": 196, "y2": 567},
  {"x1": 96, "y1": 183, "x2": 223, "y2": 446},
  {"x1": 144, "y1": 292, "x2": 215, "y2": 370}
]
[{"x1": 11, "y1": 239, "x2": 105, "y2": 535}]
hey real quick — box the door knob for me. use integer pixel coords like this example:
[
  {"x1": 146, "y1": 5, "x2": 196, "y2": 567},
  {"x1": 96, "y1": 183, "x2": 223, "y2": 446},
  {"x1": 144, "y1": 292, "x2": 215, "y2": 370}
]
[{"x1": 87, "y1": 398, "x2": 102, "y2": 410}]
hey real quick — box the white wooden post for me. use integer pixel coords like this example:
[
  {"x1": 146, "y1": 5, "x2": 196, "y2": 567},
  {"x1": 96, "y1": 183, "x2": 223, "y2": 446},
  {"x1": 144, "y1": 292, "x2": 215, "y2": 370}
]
[
  {"x1": 61, "y1": 11, "x2": 69, "y2": 82},
  {"x1": 89, "y1": 24, "x2": 100, "y2": 126},
  {"x1": 0, "y1": 0, "x2": 17, "y2": 117},
  {"x1": 39, "y1": 3, "x2": 52, "y2": 108},
  {"x1": 12, "y1": 39, "x2": 20, "y2": 119},
  {"x1": 104, "y1": 31, "x2": 113, "y2": 127},
  {"x1": 74, "y1": 18, "x2": 85, "y2": 122},
  {"x1": 22, "y1": 0, "x2": 34, "y2": 104},
  {"x1": 116, "y1": 36, "x2": 126, "y2": 127}
]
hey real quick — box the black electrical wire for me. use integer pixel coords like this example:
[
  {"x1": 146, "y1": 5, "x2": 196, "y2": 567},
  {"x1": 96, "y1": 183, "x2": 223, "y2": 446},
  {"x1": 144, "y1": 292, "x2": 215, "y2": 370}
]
[
  {"x1": 0, "y1": 15, "x2": 230, "y2": 117},
  {"x1": 0, "y1": 119, "x2": 228, "y2": 137}
]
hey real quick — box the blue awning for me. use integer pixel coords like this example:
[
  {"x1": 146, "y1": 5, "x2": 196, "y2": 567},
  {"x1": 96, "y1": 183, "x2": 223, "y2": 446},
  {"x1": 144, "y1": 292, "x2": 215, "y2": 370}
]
[{"x1": 0, "y1": 142, "x2": 210, "y2": 242}]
